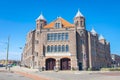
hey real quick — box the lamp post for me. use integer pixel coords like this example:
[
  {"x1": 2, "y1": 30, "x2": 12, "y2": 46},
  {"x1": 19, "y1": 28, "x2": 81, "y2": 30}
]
[
  {"x1": 19, "y1": 47, "x2": 22, "y2": 66},
  {"x1": 6, "y1": 36, "x2": 10, "y2": 70}
]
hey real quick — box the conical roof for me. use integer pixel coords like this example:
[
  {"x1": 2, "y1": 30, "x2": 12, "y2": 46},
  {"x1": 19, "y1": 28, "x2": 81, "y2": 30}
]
[
  {"x1": 36, "y1": 13, "x2": 46, "y2": 21},
  {"x1": 91, "y1": 28, "x2": 97, "y2": 35},
  {"x1": 75, "y1": 9, "x2": 84, "y2": 18},
  {"x1": 99, "y1": 35, "x2": 105, "y2": 40}
]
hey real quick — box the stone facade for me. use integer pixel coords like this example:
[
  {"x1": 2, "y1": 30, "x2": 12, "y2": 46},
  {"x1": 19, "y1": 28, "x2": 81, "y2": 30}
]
[{"x1": 21, "y1": 10, "x2": 111, "y2": 70}]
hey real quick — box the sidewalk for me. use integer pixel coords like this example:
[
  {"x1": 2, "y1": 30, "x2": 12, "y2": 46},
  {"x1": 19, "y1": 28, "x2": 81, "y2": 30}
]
[
  {"x1": 9, "y1": 66, "x2": 120, "y2": 80},
  {"x1": 11, "y1": 66, "x2": 38, "y2": 73},
  {"x1": 10, "y1": 66, "x2": 50, "y2": 80}
]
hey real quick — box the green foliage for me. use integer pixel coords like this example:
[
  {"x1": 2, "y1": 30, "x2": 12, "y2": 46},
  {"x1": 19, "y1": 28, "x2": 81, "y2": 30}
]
[
  {"x1": 101, "y1": 67, "x2": 120, "y2": 71},
  {"x1": 71, "y1": 67, "x2": 78, "y2": 71},
  {"x1": 71, "y1": 67, "x2": 75, "y2": 70},
  {"x1": 87, "y1": 68, "x2": 92, "y2": 71}
]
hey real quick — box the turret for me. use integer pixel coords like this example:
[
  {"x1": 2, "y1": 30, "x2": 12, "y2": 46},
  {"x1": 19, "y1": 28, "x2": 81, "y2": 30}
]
[
  {"x1": 99, "y1": 35, "x2": 106, "y2": 44},
  {"x1": 74, "y1": 9, "x2": 85, "y2": 29},
  {"x1": 36, "y1": 13, "x2": 47, "y2": 31},
  {"x1": 91, "y1": 28, "x2": 97, "y2": 36}
]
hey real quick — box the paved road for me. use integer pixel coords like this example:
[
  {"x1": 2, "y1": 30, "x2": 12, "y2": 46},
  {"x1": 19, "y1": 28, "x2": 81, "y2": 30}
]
[
  {"x1": 36, "y1": 71, "x2": 120, "y2": 80},
  {"x1": 0, "y1": 68, "x2": 32, "y2": 80}
]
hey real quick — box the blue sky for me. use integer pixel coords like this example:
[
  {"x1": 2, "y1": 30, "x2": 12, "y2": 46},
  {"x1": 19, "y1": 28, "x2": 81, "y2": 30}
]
[{"x1": 0, "y1": 0, "x2": 120, "y2": 60}]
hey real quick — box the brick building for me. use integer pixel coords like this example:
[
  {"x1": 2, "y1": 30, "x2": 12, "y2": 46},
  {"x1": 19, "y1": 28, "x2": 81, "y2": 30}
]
[
  {"x1": 111, "y1": 54, "x2": 120, "y2": 67},
  {"x1": 21, "y1": 10, "x2": 111, "y2": 70}
]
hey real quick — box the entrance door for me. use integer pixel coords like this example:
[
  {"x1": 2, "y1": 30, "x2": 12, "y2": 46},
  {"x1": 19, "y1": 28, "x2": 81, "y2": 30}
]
[
  {"x1": 78, "y1": 62, "x2": 82, "y2": 70},
  {"x1": 46, "y1": 58, "x2": 56, "y2": 70},
  {"x1": 60, "y1": 58, "x2": 71, "y2": 70}
]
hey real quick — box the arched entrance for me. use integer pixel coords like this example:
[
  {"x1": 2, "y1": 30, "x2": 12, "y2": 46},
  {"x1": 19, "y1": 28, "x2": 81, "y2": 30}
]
[
  {"x1": 46, "y1": 58, "x2": 56, "y2": 70},
  {"x1": 60, "y1": 58, "x2": 71, "y2": 70}
]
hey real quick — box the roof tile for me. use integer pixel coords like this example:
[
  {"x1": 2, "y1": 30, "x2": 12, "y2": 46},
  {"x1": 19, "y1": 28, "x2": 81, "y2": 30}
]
[{"x1": 44, "y1": 17, "x2": 74, "y2": 28}]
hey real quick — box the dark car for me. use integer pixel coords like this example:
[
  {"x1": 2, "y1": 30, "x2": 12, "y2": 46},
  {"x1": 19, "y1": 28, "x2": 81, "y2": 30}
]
[{"x1": 0, "y1": 64, "x2": 3, "y2": 67}]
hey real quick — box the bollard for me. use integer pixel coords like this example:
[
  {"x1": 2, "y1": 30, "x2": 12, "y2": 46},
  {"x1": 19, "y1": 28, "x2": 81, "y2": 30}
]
[
  {"x1": 39, "y1": 67, "x2": 42, "y2": 72},
  {"x1": 8, "y1": 66, "x2": 10, "y2": 71},
  {"x1": 54, "y1": 66, "x2": 58, "y2": 72}
]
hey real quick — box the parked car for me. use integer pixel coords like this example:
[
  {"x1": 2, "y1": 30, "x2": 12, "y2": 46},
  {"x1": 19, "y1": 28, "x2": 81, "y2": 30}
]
[
  {"x1": 0, "y1": 64, "x2": 3, "y2": 67},
  {"x1": 7, "y1": 64, "x2": 12, "y2": 67}
]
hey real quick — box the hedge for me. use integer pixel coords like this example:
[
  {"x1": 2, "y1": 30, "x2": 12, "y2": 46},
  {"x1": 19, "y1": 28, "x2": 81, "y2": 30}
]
[{"x1": 101, "y1": 67, "x2": 120, "y2": 71}]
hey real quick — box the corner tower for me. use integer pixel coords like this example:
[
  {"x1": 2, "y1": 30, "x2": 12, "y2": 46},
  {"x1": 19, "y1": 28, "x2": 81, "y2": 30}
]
[
  {"x1": 74, "y1": 9, "x2": 88, "y2": 70},
  {"x1": 36, "y1": 13, "x2": 47, "y2": 31},
  {"x1": 99, "y1": 35, "x2": 106, "y2": 44},
  {"x1": 74, "y1": 9, "x2": 85, "y2": 29}
]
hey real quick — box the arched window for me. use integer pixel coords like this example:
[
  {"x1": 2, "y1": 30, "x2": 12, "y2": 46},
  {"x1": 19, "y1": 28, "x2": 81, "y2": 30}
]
[
  {"x1": 58, "y1": 45, "x2": 61, "y2": 52},
  {"x1": 53, "y1": 46, "x2": 55, "y2": 52},
  {"x1": 51, "y1": 45, "x2": 53, "y2": 52},
  {"x1": 55, "y1": 45, "x2": 57, "y2": 52},
  {"x1": 51, "y1": 33, "x2": 54, "y2": 41},
  {"x1": 75, "y1": 21, "x2": 79, "y2": 26},
  {"x1": 62, "y1": 33, "x2": 65, "y2": 40},
  {"x1": 58, "y1": 23, "x2": 61, "y2": 28},
  {"x1": 58, "y1": 33, "x2": 60, "y2": 41},
  {"x1": 60, "y1": 33, "x2": 62, "y2": 41},
  {"x1": 40, "y1": 24, "x2": 42, "y2": 28},
  {"x1": 55, "y1": 22, "x2": 61, "y2": 28},
  {"x1": 66, "y1": 45, "x2": 69, "y2": 52},
  {"x1": 47, "y1": 46, "x2": 51, "y2": 52},
  {"x1": 62, "y1": 45, "x2": 65, "y2": 52},
  {"x1": 80, "y1": 21, "x2": 84, "y2": 27},
  {"x1": 37, "y1": 24, "x2": 39, "y2": 29},
  {"x1": 47, "y1": 34, "x2": 51, "y2": 41},
  {"x1": 65, "y1": 33, "x2": 68, "y2": 40},
  {"x1": 80, "y1": 39, "x2": 82, "y2": 45},
  {"x1": 54, "y1": 33, "x2": 57, "y2": 41}
]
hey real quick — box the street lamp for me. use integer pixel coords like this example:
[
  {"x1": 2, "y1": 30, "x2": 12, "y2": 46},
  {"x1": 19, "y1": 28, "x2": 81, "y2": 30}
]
[
  {"x1": 6, "y1": 36, "x2": 10, "y2": 70},
  {"x1": 19, "y1": 47, "x2": 23, "y2": 66},
  {"x1": 18, "y1": 47, "x2": 22, "y2": 66}
]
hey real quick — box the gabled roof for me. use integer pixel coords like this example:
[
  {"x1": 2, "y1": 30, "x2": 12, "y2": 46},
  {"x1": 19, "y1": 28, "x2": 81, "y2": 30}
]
[
  {"x1": 75, "y1": 9, "x2": 84, "y2": 18},
  {"x1": 36, "y1": 13, "x2": 46, "y2": 21},
  {"x1": 44, "y1": 17, "x2": 74, "y2": 29}
]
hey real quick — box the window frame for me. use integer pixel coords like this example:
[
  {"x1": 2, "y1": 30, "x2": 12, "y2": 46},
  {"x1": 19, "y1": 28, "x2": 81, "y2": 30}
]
[{"x1": 66, "y1": 45, "x2": 69, "y2": 52}]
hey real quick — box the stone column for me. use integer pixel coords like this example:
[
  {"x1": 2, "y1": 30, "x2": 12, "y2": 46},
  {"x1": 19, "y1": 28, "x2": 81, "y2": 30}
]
[
  {"x1": 88, "y1": 33, "x2": 92, "y2": 69},
  {"x1": 82, "y1": 43, "x2": 87, "y2": 70},
  {"x1": 56, "y1": 58, "x2": 60, "y2": 71},
  {"x1": 42, "y1": 58, "x2": 46, "y2": 71},
  {"x1": 71, "y1": 55, "x2": 78, "y2": 70}
]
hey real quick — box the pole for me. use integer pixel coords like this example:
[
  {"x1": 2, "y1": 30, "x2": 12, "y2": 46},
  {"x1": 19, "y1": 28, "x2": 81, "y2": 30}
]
[
  {"x1": 19, "y1": 47, "x2": 22, "y2": 66},
  {"x1": 6, "y1": 36, "x2": 10, "y2": 69}
]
